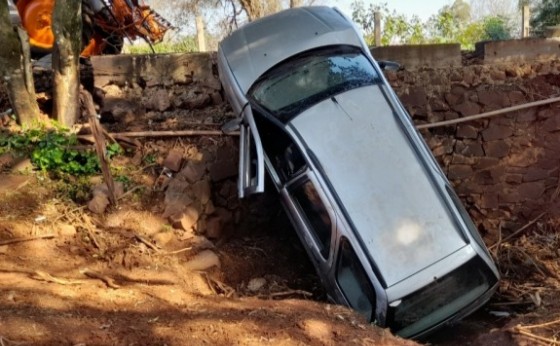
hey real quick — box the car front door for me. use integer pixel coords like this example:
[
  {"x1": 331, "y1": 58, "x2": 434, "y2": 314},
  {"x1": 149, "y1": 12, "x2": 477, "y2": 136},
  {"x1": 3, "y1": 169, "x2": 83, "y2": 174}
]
[{"x1": 234, "y1": 105, "x2": 265, "y2": 198}]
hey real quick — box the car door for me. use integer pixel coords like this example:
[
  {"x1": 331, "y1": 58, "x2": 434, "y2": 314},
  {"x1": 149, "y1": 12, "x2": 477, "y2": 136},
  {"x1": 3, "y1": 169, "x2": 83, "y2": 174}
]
[
  {"x1": 236, "y1": 106, "x2": 265, "y2": 198},
  {"x1": 253, "y1": 111, "x2": 336, "y2": 274}
]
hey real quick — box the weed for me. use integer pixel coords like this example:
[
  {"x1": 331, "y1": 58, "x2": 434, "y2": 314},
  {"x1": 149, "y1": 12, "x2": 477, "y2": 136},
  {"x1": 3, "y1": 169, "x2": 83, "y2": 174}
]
[{"x1": 0, "y1": 126, "x2": 122, "y2": 176}]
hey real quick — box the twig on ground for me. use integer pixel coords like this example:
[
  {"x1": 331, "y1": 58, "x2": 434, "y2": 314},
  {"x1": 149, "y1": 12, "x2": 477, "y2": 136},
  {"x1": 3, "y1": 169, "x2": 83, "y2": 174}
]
[
  {"x1": 0, "y1": 234, "x2": 55, "y2": 246},
  {"x1": 204, "y1": 273, "x2": 236, "y2": 297},
  {"x1": 30, "y1": 270, "x2": 84, "y2": 285},
  {"x1": 0, "y1": 335, "x2": 26, "y2": 346},
  {"x1": 512, "y1": 328, "x2": 560, "y2": 345},
  {"x1": 265, "y1": 290, "x2": 313, "y2": 299},
  {"x1": 489, "y1": 212, "x2": 546, "y2": 250},
  {"x1": 155, "y1": 247, "x2": 192, "y2": 256},
  {"x1": 517, "y1": 318, "x2": 560, "y2": 330},
  {"x1": 80, "y1": 269, "x2": 121, "y2": 289},
  {"x1": 135, "y1": 234, "x2": 160, "y2": 252}
]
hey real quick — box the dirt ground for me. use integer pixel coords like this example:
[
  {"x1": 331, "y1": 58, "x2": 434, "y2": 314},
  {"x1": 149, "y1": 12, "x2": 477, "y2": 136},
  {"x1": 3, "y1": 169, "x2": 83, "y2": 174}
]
[{"x1": 1, "y1": 80, "x2": 560, "y2": 346}]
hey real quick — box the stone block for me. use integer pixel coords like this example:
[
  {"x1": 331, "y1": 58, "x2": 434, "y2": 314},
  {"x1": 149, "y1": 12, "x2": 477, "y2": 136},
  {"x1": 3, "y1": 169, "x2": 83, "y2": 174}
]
[
  {"x1": 454, "y1": 100, "x2": 481, "y2": 117},
  {"x1": 163, "y1": 148, "x2": 184, "y2": 172},
  {"x1": 483, "y1": 141, "x2": 510, "y2": 158},
  {"x1": 478, "y1": 90, "x2": 511, "y2": 109},
  {"x1": 505, "y1": 174, "x2": 523, "y2": 184},
  {"x1": 178, "y1": 161, "x2": 206, "y2": 183},
  {"x1": 543, "y1": 115, "x2": 560, "y2": 132},
  {"x1": 523, "y1": 168, "x2": 550, "y2": 182},
  {"x1": 88, "y1": 194, "x2": 110, "y2": 214},
  {"x1": 448, "y1": 164, "x2": 473, "y2": 180},
  {"x1": 456, "y1": 125, "x2": 478, "y2": 139},
  {"x1": 209, "y1": 160, "x2": 238, "y2": 182},
  {"x1": 192, "y1": 179, "x2": 212, "y2": 205},
  {"x1": 518, "y1": 181, "x2": 545, "y2": 201},
  {"x1": 475, "y1": 157, "x2": 500, "y2": 170},
  {"x1": 480, "y1": 194, "x2": 499, "y2": 209},
  {"x1": 482, "y1": 124, "x2": 513, "y2": 141}
]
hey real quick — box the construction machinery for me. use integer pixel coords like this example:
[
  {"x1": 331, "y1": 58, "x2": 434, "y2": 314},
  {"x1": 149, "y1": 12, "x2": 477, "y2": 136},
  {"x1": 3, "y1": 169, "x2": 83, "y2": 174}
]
[{"x1": 12, "y1": 0, "x2": 173, "y2": 57}]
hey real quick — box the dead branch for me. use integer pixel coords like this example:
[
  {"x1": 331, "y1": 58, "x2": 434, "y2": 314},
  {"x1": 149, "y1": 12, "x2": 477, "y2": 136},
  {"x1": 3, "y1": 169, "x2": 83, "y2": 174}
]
[
  {"x1": 512, "y1": 327, "x2": 560, "y2": 345},
  {"x1": 0, "y1": 234, "x2": 55, "y2": 246},
  {"x1": 135, "y1": 234, "x2": 160, "y2": 252},
  {"x1": 30, "y1": 270, "x2": 84, "y2": 285},
  {"x1": 489, "y1": 212, "x2": 546, "y2": 250},
  {"x1": 79, "y1": 130, "x2": 238, "y2": 139},
  {"x1": 81, "y1": 89, "x2": 117, "y2": 206},
  {"x1": 517, "y1": 318, "x2": 560, "y2": 330},
  {"x1": 0, "y1": 336, "x2": 26, "y2": 346},
  {"x1": 80, "y1": 269, "x2": 121, "y2": 289},
  {"x1": 417, "y1": 96, "x2": 560, "y2": 129},
  {"x1": 265, "y1": 290, "x2": 313, "y2": 299},
  {"x1": 155, "y1": 247, "x2": 193, "y2": 256}
]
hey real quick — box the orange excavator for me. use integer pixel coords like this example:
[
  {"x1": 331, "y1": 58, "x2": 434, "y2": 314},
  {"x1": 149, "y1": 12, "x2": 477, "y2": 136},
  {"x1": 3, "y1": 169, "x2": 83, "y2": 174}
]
[{"x1": 13, "y1": 0, "x2": 173, "y2": 57}]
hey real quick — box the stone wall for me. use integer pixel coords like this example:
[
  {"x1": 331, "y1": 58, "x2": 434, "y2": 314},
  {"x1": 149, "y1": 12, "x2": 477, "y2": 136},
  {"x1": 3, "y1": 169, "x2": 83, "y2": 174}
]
[{"x1": 387, "y1": 59, "x2": 560, "y2": 242}]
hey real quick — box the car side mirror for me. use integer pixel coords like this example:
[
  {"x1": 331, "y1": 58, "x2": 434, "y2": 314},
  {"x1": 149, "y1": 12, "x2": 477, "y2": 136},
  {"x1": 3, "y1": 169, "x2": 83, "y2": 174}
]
[
  {"x1": 222, "y1": 117, "x2": 243, "y2": 134},
  {"x1": 378, "y1": 60, "x2": 401, "y2": 71}
]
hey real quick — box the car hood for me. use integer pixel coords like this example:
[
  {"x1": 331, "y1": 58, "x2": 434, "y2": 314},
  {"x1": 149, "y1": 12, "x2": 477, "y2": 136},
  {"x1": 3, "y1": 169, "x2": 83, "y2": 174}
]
[{"x1": 290, "y1": 85, "x2": 467, "y2": 287}]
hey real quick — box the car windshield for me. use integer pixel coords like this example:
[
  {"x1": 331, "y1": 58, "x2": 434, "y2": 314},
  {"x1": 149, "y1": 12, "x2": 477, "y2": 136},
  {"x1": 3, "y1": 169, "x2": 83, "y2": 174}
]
[{"x1": 249, "y1": 46, "x2": 380, "y2": 121}]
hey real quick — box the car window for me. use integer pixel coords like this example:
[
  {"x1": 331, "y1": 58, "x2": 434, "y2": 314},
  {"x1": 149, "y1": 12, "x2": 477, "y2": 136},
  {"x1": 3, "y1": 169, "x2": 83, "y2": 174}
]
[
  {"x1": 336, "y1": 238, "x2": 376, "y2": 321},
  {"x1": 254, "y1": 112, "x2": 306, "y2": 183},
  {"x1": 291, "y1": 180, "x2": 332, "y2": 258},
  {"x1": 249, "y1": 46, "x2": 381, "y2": 122}
]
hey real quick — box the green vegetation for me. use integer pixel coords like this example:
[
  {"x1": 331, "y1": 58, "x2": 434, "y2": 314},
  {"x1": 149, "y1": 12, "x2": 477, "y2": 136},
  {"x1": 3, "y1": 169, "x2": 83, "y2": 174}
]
[
  {"x1": 531, "y1": 0, "x2": 560, "y2": 36},
  {"x1": 0, "y1": 125, "x2": 122, "y2": 176},
  {"x1": 351, "y1": 0, "x2": 517, "y2": 50},
  {"x1": 124, "y1": 37, "x2": 198, "y2": 54}
]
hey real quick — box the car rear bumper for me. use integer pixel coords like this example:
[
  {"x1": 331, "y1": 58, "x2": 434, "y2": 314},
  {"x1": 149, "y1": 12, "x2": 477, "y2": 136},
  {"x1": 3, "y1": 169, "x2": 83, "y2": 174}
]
[{"x1": 406, "y1": 281, "x2": 499, "y2": 340}]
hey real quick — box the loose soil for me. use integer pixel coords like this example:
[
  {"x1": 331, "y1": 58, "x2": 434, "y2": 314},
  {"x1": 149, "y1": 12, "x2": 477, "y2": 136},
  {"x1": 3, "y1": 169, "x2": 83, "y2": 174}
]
[{"x1": 1, "y1": 80, "x2": 560, "y2": 346}]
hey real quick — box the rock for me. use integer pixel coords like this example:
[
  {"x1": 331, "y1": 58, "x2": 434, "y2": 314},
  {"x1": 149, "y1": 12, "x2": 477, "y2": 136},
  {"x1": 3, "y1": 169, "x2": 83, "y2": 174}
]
[
  {"x1": 518, "y1": 182, "x2": 545, "y2": 201},
  {"x1": 447, "y1": 165, "x2": 473, "y2": 180},
  {"x1": 523, "y1": 168, "x2": 550, "y2": 182},
  {"x1": 58, "y1": 223, "x2": 77, "y2": 237},
  {"x1": 209, "y1": 160, "x2": 237, "y2": 182},
  {"x1": 12, "y1": 158, "x2": 33, "y2": 173},
  {"x1": 190, "y1": 236, "x2": 215, "y2": 250},
  {"x1": 163, "y1": 179, "x2": 192, "y2": 218},
  {"x1": 205, "y1": 216, "x2": 222, "y2": 239},
  {"x1": 482, "y1": 124, "x2": 513, "y2": 141},
  {"x1": 149, "y1": 89, "x2": 171, "y2": 111},
  {"x1": 184, "y1": 250, "x2": 220, "y2": 271},
  {"x1": 0, "y1": 175, "x2": 31, "y2": 194},
  {"x1": 456, "y1": 125, "x2": 478, "y2": 139},
  {"x1": 454, "y1": 100, "x2": 481, "y2": 117},
  {"x1": 92, "y1": 182, "x2": 125, "y2": 199},
  {"x1": 247, "y1": 278, "x2": 267, "y2": 292},
  {"x1": 178, "y1": 161, "x2": 206, "y2": 183},
  {"x1": 88, "y1": 194, "x2": 110, "y2": 214},
  {"x1": 192, "y1": 179, "x2": 211, "y2": 205},
  {"x1": 152, "y1": 230, "x2": 174, "y2": 247},
  {"x1": 483, "y1": 141, "x2": 510, "y2": 158},
  {"x1": 163, "y1": 148, "x2": 184, "y2": 172},
  {"x1": 173, "y1": 206, "x2": 200, "y2": 232}
]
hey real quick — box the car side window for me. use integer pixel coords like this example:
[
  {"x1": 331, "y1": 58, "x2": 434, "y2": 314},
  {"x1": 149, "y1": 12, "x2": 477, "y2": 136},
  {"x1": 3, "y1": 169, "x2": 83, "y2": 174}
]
[
  {"x1": 336, "y1": 238, "x2": 376, "y2": 321},
  {"x1": 291, "y1": 180, "x2": 332, "y2": 258},
  {"x1": 253, "y1": 111, "x2": 306, "y2": 182}
]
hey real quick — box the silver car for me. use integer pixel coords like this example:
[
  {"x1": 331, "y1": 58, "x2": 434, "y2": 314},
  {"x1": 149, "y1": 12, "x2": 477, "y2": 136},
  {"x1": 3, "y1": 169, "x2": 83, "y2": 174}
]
[{"x1": 218, "y1": 6, "x2": 499, "y2": 339}]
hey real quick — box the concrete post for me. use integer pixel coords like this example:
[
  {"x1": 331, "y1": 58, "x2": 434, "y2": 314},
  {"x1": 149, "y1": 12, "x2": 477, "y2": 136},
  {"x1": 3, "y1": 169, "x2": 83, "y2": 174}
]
[
  {"x1": 374, "y1": 11, "x2": 381, "y2": 47},
  {"x1": 196, "y1": 15, "x2": 207, "y2": 52},
  {"x1": 522, "y1": 5, "x2": 530, "y2": 38}
]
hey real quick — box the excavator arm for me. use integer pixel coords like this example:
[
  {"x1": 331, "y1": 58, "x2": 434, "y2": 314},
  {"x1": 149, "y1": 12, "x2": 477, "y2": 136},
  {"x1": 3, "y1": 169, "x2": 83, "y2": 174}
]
[{"x1": 13, "y1": 0, "x2": 173, "y2": 57}]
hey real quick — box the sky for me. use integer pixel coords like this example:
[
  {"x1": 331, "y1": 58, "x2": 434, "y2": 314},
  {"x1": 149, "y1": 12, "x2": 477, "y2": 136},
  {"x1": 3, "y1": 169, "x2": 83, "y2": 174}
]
[{"x1": 330, "y1": 0, "x2": 453, "y2": 21}]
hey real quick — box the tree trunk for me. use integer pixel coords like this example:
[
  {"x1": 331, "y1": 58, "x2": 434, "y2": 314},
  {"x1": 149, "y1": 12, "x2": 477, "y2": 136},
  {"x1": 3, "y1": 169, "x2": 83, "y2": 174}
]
[
  {"x1": 52, "y1": 1, "x2": 82, "y2": 127},
  {"x1": 195, "y1": 6, "x2": 207, "y2": 52},
  {"x1": 0, "y1": 0, "x2": 40, "y2": 125}
]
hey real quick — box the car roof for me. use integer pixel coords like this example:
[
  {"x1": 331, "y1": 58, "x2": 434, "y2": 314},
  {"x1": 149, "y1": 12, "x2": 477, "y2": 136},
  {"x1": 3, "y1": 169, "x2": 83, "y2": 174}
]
[
  {"x1": 290, "y1": 85, "x2": 468, "y2": 287},
  {"x1": 219, "y1": 6, "x2": 364, "y2": 94}
]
